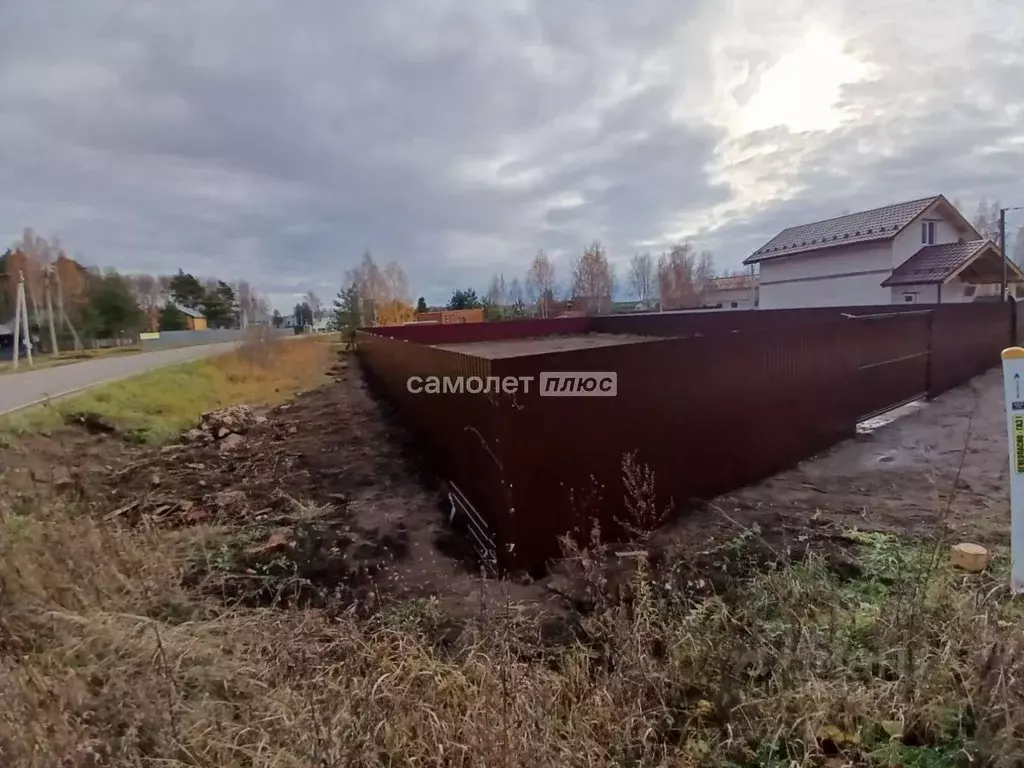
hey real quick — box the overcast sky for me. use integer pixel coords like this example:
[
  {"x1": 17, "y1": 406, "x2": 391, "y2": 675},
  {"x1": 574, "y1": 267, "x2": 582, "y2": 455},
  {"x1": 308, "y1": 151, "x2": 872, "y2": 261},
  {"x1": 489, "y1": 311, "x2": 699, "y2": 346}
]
[{"x1": 1, "y1": 1, "x2": 1022, "y2": 309}]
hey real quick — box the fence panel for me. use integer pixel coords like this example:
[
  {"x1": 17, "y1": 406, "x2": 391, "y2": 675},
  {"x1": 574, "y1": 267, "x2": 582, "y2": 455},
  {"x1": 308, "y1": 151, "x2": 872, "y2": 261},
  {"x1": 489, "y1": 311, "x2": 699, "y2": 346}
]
[
  {"x1": 138, "y1": 327, "x2": 292, "y2": 351},
  {"x1": 368, "y1": 317, "x2": 591, "y2": 344},
  {"x1": 358, "y1": 302, "x2": 1013, "y2": 573},
  {"x1": 929, "y1": 303, "x2": 1012, "y2": 396},
  {"x1": 590, "y1": 303, "x2": 940, "y2": 339},
  {"x1": 490, "y1": 323, "x2": 855, "y2": 569},
  {"x1": 355, "y1": 331, "x2": 511, "y2": 565},
  {"x1": 844, "y1": 312, "x2": 931, "y2": 420}
]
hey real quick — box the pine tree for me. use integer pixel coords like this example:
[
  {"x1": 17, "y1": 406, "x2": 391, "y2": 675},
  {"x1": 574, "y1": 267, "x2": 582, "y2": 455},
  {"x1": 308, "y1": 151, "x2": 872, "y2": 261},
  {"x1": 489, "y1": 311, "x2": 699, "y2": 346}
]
[{"x1": 331, "y1": 283, "x2": 362, "y2": 344}]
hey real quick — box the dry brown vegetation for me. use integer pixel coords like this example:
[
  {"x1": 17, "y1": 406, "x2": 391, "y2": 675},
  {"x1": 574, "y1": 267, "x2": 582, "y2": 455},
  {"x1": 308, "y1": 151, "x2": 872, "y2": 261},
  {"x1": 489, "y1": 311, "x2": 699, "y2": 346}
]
[
  {"x1": 3, "y1": 349, "x2": 1024, "y2": 766},
  {"x1": 3, "y1": 500, "x2": 1024, "y2": 766}
]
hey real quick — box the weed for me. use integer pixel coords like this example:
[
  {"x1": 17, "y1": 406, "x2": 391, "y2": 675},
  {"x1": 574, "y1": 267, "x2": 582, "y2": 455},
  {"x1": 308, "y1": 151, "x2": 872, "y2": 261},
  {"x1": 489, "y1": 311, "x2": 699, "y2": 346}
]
[{"x1": 1, "y1": 336, "x2": 338, "y2": 444}]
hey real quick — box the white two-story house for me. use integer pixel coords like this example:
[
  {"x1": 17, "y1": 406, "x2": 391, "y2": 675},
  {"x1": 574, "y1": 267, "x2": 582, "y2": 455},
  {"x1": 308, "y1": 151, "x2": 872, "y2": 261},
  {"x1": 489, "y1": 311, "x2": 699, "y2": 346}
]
[{"x1": 743, "y1": 195, "x2": 1024, "y2": 309}]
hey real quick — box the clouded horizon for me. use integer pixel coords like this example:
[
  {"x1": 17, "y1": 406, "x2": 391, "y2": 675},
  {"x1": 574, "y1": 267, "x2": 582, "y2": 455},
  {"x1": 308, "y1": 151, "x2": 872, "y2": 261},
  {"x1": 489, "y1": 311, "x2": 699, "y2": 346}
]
[{"x1": 1, "y1": 1, "x2": 1022, "y2": 310}]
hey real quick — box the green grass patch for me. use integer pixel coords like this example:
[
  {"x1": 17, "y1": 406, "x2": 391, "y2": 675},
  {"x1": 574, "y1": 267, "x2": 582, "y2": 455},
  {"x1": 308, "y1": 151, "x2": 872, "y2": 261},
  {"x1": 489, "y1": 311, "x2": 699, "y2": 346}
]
[
  {"x1": 0, "y1": 406, "x2": 65, "y2": 445},
  {"x1": 0, "y1": 337, "x2": 338, "y2": 444}
]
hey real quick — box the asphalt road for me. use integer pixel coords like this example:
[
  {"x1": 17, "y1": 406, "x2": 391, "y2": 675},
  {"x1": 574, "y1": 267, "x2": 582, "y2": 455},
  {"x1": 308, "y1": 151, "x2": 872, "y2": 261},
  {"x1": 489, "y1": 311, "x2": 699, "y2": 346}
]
[{"x1": 0, "y1": 342, "x2": 241, "y2": 416}]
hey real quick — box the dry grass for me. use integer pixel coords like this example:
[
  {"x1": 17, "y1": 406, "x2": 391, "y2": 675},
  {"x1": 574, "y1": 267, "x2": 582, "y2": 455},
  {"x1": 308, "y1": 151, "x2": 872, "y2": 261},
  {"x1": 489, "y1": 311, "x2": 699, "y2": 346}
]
[
  {"x1": 3, "y1": 496, "x2": 1024, "y2": 766},
  {"x1": 0, "y1": 333, "x2": 338, "y2": 443}
]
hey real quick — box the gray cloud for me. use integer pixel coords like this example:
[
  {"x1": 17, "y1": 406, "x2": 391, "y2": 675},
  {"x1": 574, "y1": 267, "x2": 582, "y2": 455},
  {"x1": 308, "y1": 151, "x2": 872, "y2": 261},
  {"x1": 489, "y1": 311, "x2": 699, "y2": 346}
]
[{"x1": 0, "y1": 0, "x2": 1022, "y2": 307}]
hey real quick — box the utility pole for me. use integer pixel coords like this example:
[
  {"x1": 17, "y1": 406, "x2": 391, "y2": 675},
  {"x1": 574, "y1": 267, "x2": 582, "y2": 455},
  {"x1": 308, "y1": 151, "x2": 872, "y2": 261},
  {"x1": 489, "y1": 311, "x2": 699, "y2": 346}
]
[
  {"x1": 12, "y1": 272, "x2": 21, "y2": 371},
  {"x1": 12, "y1": 270, "x2": 33, "y2": 370},
  {"x1": 53, "y1": 260, "x2": 82, "y2": 350},
  {"x1": 1002, "y1": 208, "x2": 1008, "y2": 302},
  {"x1": 45, "y1": 265, "x2": 59, "y2": 356}
]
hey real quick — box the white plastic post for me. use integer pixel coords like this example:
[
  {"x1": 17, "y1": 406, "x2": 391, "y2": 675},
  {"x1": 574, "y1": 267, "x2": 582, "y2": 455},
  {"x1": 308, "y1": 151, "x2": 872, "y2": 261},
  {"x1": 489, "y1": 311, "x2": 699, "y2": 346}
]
[{"x1": 1001, "y1": 346, "x2": 1024, "y2": 592}]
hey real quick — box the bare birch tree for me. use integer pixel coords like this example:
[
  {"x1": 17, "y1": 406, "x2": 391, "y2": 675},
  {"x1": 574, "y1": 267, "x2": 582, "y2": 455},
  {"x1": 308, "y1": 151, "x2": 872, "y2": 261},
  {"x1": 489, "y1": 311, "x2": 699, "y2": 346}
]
[
  {"x1": 382, "y1": 261, "x2": 410, "y2": 304},
  {"x1": 508, "y1": 277, "x2": 524, "y2": 306},
  {"x1": 236, "y1": 280, "x2": 254, "y2": 328},
  {"x1": 572, "y1": 241, "x2": 614, "y2": 314},
  {"x1": 973, "y1": 198, "x2": 1003, "y2": 242},
  {"x1": 526, "y1": 250, "x2": 556, "y2": 318},
  {"x1": 486, "y1": 272, "x2": 508, "y2": 307},
  {"x1": 628, "y1": 252, "x2": 655, "y2": 307},
  {"x1": 657, "y1": 243, "x2": 703, "y2": 310},
  {"x1": 13, "y1": 229, "x2": 50, "y2": 332},
  {"x1": 305, "y1": 290, "x2": 323, "y2": 320}
]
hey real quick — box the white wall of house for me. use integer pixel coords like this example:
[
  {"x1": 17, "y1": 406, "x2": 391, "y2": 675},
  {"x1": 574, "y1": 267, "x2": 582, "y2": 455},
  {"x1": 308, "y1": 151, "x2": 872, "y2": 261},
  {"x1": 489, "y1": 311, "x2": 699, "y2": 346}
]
[
  {"x1": 890, "y1": 279, "x2": 1001, "y2": 305},
  {"x1": 889, "y1": 285, "x2": 939, "y2": 304},
  {"x1": 704, "y1": 287, "x2": 757, "y2": 310},
  {"x1": 892, "y1": 207, "x2": 963, "y2": 268},
  {"x1": 757, "y1": 241, "x2": 894, "y2": 309}
]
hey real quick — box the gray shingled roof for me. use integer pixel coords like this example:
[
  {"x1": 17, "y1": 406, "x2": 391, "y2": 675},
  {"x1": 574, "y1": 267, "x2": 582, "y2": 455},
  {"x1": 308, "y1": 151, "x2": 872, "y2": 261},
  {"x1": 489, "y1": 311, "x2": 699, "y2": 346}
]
[
  {"x1": 708, "y1": 274, "x2": 758, "y2": 291},
  {"x1": 173, "y1": 303, "x2": 206, "y2": 319},
  {"x1": 881, "y1": 240, "x2": 993, "y2": 286},
  {"x1": 743, "y1": 196, "x2": 940, "y2": 264}
]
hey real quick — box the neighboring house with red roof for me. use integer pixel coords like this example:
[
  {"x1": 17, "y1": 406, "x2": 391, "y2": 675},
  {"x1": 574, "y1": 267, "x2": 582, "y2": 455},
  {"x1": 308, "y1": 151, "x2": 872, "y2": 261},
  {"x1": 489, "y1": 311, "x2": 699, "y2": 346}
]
[
  {"x1": 743, "y1": 195, "x2": 1024, "y2": 308},
  {"x1": 702, "y1": 273, "x2": 759, "y2": 310}
]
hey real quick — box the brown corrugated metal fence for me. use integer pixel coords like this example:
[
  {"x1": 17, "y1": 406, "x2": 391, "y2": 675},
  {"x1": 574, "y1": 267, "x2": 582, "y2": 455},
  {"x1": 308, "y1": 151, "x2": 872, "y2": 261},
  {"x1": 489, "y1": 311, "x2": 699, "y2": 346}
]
[
  {"x1": 491, "y1": 323, "x2": 854, "y2": 568},
  {"x1": 358, "y1": 302, "x2": 1015, "y2": 572},
  {"x1": 927, "y1": 303, "x2": 1015, "y2": 396}
]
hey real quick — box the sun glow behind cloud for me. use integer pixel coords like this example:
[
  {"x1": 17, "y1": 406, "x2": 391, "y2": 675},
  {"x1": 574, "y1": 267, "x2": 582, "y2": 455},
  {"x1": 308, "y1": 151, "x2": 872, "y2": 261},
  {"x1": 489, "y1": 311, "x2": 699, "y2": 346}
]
[
  {"x1": 738, "y1": 31, "x2": 874, "y2": 134},
  {"x1": 665, "y1": 25, "x2": 878, "y2": 243}
]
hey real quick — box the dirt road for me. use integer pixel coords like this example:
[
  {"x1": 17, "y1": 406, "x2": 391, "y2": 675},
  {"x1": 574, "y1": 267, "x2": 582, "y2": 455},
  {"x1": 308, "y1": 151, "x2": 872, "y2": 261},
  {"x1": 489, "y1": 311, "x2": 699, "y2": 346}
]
[{"x1": 0, "y1": 342, "x2": 241, "y2": 415}]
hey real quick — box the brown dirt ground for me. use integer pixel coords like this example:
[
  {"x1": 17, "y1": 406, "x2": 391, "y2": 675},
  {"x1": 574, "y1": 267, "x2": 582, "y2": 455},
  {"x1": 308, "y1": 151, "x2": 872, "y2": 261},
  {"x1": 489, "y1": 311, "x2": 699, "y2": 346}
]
[
  {"x1": 0, "y1": 358, "x2": 1010, "y2": 619},
  {"x1": 660, "y1": 368, "x2": 1009, "y2": 558}
]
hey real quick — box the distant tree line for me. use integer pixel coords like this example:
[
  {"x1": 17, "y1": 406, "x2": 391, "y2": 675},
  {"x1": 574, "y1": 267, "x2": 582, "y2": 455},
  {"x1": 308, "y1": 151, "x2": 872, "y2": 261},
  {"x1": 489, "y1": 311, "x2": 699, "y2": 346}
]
[
  {"x1": 312, "y1": 196, "x2": 1024, "y2": 339},
  {"x1": 461, "y1": 240, "x2": 718, "y2": 319},
  {"x1": 320, "y1": 239, "x2": 727, "y2": 339},
  {"x1": 327, "y1": 250, "x2": 414, "y2": 342},
  {"x1": 970, "y1": 197, "x2": 1024, "y2": 267},
  {"x1": 0, "y1": 227, "x2": 271, "y2": 351}
]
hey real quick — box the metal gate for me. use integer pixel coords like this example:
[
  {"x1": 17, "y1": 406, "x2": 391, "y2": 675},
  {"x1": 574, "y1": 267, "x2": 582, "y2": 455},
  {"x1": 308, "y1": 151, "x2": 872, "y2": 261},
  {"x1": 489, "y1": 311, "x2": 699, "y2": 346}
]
[{"x1": 845, "y1": 310, "x2": 931, "y2": 421}]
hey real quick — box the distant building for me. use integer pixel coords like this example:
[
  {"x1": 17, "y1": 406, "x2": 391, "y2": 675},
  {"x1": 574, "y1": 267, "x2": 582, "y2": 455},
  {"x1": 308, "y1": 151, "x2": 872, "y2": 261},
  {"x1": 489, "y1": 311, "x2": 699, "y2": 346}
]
[
  {"x1": 743, "y1": 195, "x2": 1023, "y2": 308},
  {"x1": 610, "y1": 300, "x2": 653, "y2": 314},
  {"x1": 0, "y1": 321, "x2": 31, "y2": 359},
  {"x1": 415, "y1": 308, "x2": 485, "y2": 324},
  {"x1": 174, "y1": 304, "x2": 208, "y2": 331},
  {"x1": 702, "y1": 274, "x2": 759, "y2": 310},
  {"x1": 568, "y1": 295, "x2": 613, "y2": 315}
]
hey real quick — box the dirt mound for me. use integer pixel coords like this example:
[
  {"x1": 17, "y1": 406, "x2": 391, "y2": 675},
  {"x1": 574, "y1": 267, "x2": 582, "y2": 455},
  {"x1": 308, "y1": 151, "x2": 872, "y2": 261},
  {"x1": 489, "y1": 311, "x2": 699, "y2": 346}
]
[
  {"x1": 100, "y1": 360, "x2": 545, "y2": 615},
  {"x1": 182, "y1": 404, "x2": 264, "y2": 445}
]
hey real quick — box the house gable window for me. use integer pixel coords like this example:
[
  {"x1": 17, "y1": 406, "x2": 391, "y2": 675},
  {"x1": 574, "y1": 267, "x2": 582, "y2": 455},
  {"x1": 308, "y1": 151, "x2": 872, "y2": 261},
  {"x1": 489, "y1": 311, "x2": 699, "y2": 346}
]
[
  {"x1": 921, "y1": 220, "x2": 936, "y2": 245},
  {"x1": 903, "y1": 292, "x2": 918, "y2": 303}
]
